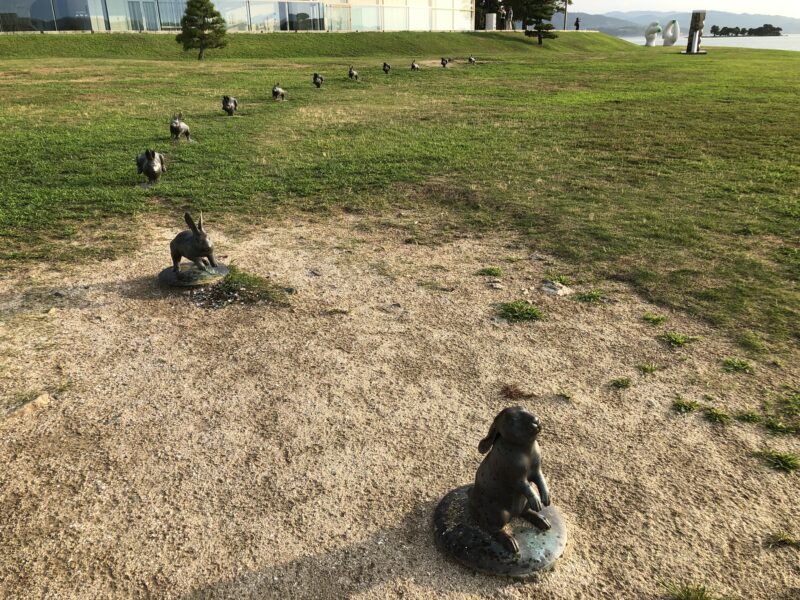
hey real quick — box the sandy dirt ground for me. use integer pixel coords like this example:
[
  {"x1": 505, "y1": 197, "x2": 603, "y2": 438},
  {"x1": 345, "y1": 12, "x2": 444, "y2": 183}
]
[{"x1": 1, "y1": 214, "x2": 798, "y2": 600}]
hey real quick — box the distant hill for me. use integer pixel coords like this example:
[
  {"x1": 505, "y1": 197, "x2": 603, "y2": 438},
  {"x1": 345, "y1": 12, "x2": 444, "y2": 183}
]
[
  {"x1": 548, "y1": 13, "x2": 642, "y2": 36},
  {"x1": 605, "y1": 11, "x2": 800, "y2": 34},
  {"x1": 550, "y1": 11, "x2": 800, "y2": 36}
]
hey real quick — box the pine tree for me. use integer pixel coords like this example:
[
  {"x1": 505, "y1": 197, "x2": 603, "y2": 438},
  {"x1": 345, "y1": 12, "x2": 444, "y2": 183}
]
[
  {"x1": 176, "y1": 0, "x2": 227, "y2": 61},
  {"x1": 507, "y1": 0, "x2": 560, "y2": 45}
]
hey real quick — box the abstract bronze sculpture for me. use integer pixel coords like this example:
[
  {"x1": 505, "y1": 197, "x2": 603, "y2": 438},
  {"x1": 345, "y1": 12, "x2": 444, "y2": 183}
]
[
  {"x1": 158, "y1": 212, "x2": 227, "y2": 287},
  {"x1": 683, "y1": 11, "x2": 707, "y2": 55},
  {"x1": 434, "y1": 407, "x2": 567, "y2": 576}
]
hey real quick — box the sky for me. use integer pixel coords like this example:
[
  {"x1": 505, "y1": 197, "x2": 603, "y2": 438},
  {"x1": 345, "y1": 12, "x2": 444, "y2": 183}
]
[{"x1": 575, "y1": 1, "x2": 800, "y2": 19}]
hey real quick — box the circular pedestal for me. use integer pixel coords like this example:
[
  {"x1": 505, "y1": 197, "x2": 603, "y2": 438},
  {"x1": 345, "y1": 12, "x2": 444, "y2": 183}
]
[
  {"x1": 157, "y1": 263, "x2": 228, "y2": 288},
  {"x1": 434, "y1": 485, "x2": 567, "y2": 577}
]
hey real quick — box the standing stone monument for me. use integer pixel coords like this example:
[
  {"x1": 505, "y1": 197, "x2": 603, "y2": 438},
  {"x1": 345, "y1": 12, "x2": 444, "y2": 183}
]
[
  {"x1": 683, "y1": 10, "x2": 707, "y2": 54},
  {"x1": 434, "y1": 407, "x2": 567, "y2": 576}
]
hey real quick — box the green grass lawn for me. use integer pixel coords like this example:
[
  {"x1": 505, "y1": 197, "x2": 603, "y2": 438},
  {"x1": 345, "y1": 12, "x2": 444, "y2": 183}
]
[{"x1": 0, "y1": 32, "x2": 798, "y2": 351}]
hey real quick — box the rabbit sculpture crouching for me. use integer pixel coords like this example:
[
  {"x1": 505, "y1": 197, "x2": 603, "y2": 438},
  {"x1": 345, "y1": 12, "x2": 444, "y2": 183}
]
[
  {"x1": 411, "y1": 60, "x2": 420, "y2": 71},
  {"x1": 348, "y1": 66, "x2": 359, "y2": 81},
  {"x1": 170, "y1": 114, "x2": 190, "y2": 140},
  {"x1": 382, "y1": 62, "x2": 391, "y2": 74},
  {"x1": 312, "y1": 73, "x2": 324, "y2": 88},
  {"x1": 272, "y1": 84, "x2": 286, "y2": 101},
  {"x1": 222, "y1": 96, "x2": 238, "y2": 116},
  {"x1": 137, "y1": 150, "x2": 166, "y2": 183},
  {"x1": 170, "y1": 212, "x2": 218, "y2": 273},
  {"x1": 469, "y1": 406, "x2": 551, "y2": 555}
]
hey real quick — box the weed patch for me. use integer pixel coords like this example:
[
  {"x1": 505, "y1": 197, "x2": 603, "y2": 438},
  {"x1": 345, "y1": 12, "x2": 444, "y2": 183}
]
[
  {"x1": 660, "y1": 332, "x2": 700, "y2": 348},
  {"x1": 498, "y1": 301, "x2": 543, "y2": 323},
  {"x1": 755, "y1": 449, "x2": 799, "y2": 473},
  {"x1": 672, "y1": 397, "x2": 700, "y2": 414},
  {"x1": 722, "y1": 357, "x2": 753, "y2": 374}
]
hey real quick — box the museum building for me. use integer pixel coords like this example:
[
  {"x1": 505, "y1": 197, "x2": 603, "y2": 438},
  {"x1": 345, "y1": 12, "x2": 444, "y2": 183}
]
[{"x1": 0, "y1": 0, "x2": 475, "y2": 33}]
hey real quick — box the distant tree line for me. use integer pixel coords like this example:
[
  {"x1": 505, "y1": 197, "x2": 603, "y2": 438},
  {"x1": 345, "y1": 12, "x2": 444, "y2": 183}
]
[{"x1": 709, "y1": 24, "x2": 783, "y2": 37}]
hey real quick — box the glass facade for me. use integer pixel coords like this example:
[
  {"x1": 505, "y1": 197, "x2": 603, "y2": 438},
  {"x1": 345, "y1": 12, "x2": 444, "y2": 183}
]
[{"x1": 0, "y1": 0, "x2": 473, "y2": 32}]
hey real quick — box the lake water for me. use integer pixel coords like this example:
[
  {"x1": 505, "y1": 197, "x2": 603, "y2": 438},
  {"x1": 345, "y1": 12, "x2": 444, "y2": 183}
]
[{"x1": 619, "y1": 33, "x2": 800, "y2": 52}]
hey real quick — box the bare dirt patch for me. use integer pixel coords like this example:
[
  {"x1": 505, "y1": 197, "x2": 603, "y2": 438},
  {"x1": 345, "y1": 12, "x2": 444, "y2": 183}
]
[{"x1": 0, "y1": 215, "x2": 797, "y2": 599}]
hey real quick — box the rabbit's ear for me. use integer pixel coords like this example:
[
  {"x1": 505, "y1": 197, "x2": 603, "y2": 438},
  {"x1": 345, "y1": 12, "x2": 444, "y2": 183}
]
[
  {"x1": 178, "y1": 112, "x2": 183, "y2": 120},
  {"x1": 184, "y1": 212, "x2": 199, "y2": 234},
  {"x1": 478, "y1": 410, "x2": 506, "y2": 454},
  {"x1": 197, "y1": 211, "x2": 204, "y2": 232}
]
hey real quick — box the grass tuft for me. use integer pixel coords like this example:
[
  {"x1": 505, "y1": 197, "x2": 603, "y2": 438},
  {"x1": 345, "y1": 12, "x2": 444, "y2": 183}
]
[
  {"x1": 661, "y1": 580, "x2": 730, "y2": 600},
  {"x1": 195, "y1": 265, "x2": 290, "y2": 309},
  {"x1": 672, "y1": 397, "x2": 700, "y2": 414},
  {"x1": 764, "y1": 530, "x2": 800, "y2": 549},
  {"x1": 721, "y1": 357, "x2": 753, "y2": 374},
  {"x1": 755, "y1": 448, "x2": 799, "y2": 473},
  {"x1": 763, "y1": 417, "x2": 795, "y2": 435},
  {"x1": 734, "y1": 410, "x2": 762, "y2": 424},
  {"x1": 544, "y1": 271, "x2": 572, "y2": 286},
  {"x1": 636, "y1": 363, "x2": 660, "y2": 375},
  {"x1": 498, "y1": 300, "x2": 543, "y2": 323},
  {"x1": 643, "y1": 312, "x2": 667, "y2": 326},
  {"x1": 702, "y1": 406, "x2": 731, "y2": 426},
  {"x1": 575, "y1": 289, "x2": 604, "y2": 303},
  {"x1": 476, "y1": 266, "x2": 503, "y2": 277},
  {"x1": 660, "y1": 332, "x2": 700, "y2": 348},
  {"x1": 610, "y1": 377, "x2": 632, "y2": 389}
]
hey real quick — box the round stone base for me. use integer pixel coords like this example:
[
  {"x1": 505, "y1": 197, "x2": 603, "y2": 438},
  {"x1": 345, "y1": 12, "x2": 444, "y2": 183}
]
[
  {"x1": 434, "y1": 485, "x2": 567, "y2": 577},
  {"x1": 157, "y1": 263, "x2": 229, "y2": 288}
]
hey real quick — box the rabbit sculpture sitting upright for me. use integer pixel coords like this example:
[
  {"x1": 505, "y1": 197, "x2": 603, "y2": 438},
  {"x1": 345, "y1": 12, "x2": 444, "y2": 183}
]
[
  {"x1": 382, "y1": 62, "x2": 391, "y2": 74},
  {"x1": 222, "y1": 96, "x2": 238, "y2": 116},
  {"x1": 272, "y1": 84, "x2": 286, "y2": 101},
  {"x1": 312, "y1": 73, "x2": 324, "y2": 88},
  {"x1": 170, "y1": 212, "x2": 218, "y2": 273},
  {"x1": 411, "y1": 60, "x2": 420, "y2": 71},
  {"x1": 469, "y1": 406, "x2": 551, "y2": 555},
  {"x1": 170, "y1": 114, "x2": 190, "y2": 141},
  {"x1": 441, "y1": 57, "x2": 449, "y2": 68},
  {"x1": 348, "y1": 66, "x2": 359, "y2": 81},
  {"x1": 136, "y1": 150, "x2": 166, "y2": 184}
]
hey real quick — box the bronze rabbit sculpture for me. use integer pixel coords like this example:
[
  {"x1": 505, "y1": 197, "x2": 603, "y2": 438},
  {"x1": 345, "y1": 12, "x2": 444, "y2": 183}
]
[
  {"x1": 469, "y1": 406, "x2": 551, "y2": 555},
  {"x1": 272, "y1": 84, "x2": 286, "y2": 101},
  {"x1": 170, "y1": 212, "x2": 218, "y2": 273},
  {"x1": 136, "y1": 150, "x2": 166, "y2": 184},
  {"x1": 348, "y1": 66, "x2": 359, "y2": 81},
  {"x1": 170, "y1": 113, "x2": 190, "y2": 140},
  {"x1": 222, "y1": 96, "x2": 238, "y2": 116}
]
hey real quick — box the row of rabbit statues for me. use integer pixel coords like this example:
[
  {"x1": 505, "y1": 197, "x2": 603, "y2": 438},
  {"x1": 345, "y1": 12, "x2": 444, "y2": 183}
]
[{"x1": 138, "y1": 57, "x2": 478, "y2": 184}]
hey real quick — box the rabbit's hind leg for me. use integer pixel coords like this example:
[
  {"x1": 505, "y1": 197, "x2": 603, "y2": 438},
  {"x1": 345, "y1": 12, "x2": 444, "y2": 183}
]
[
  {"x1": 521, "y1": 508, "x2": 551, "y2": 531},
  {"x1": 171, "y1": 249, "x2": 182, "y2": 273},
  {"x1": 493, "y1": 529, "x2": 520, "y2": 555}
]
